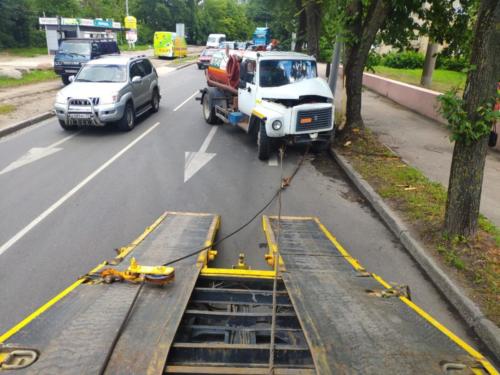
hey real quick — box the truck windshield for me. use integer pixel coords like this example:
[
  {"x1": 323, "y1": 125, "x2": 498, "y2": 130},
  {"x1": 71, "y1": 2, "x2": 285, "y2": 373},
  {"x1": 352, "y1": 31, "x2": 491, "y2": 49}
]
[
  {"x1": 59, "y1": 41, "x2": 90, "y2": 57},
  {"x1": 76, "y1": 64, "x2": 126, "y2": 83},
  {"x1": 260, "y1": 60, "x2": 317, "y2": 87}
]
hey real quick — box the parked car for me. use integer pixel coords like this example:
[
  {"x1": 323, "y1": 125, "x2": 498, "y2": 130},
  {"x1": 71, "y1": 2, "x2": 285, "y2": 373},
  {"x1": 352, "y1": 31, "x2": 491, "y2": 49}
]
[
  {"x1": 206, "y1": 33, "x2": 226, "y2": 48},
  {"x1": 54, "y1": 55, "x2": 160, "y2": 131},
  {"x1": 54, "y1": 38, "x2": 120, "y2": 85},
  {"x1": 197, "y1": 49, "x2": 218, "y2": 69}
]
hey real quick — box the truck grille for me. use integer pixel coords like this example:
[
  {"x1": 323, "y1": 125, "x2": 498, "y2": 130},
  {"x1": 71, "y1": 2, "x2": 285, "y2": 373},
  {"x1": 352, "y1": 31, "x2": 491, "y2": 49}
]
[
  {"x1": 296, "y1": 107, "x2": 332, "y2": 132},
  {"x1": 69, "y1": 98, "x2": 100, "y2": 106}
]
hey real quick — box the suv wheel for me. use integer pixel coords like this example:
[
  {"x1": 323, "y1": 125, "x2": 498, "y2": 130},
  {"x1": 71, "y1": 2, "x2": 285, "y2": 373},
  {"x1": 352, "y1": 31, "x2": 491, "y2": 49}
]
[
  {"x1": 257, "y1": 121, "x2": 270, "y2": 161},
  {"x1": 150, "y1": 89, "x2": 160, "y2": 113},
  {"x1": 59, "y1": 119, "x2": 77, "y2": 131},
  {"x1": 117, "y1": 102, "x2": 135, "y2": 131},
  {"x1": 61, "y1": 75, "x2": 71, "y2": 85}
]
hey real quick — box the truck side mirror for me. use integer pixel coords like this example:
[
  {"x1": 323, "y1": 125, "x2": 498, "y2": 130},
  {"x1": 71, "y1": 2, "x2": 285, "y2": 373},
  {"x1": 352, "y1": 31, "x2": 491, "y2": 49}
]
[{"x1": 238, "y1": 80, "x2": 247, "y2": 89}]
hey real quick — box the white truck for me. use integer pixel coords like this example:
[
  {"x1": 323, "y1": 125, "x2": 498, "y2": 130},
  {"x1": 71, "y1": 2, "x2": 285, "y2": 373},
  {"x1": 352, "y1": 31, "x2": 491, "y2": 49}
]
[{"x1": 200, "y1": 50, "x2": 335, "y2": 160}]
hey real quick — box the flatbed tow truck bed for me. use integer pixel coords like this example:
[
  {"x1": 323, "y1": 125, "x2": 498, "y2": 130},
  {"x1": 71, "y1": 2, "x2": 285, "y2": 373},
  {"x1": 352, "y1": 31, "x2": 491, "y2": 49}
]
[{"x1": 0, "y1": 212, "x2": 497, "y2": 374}]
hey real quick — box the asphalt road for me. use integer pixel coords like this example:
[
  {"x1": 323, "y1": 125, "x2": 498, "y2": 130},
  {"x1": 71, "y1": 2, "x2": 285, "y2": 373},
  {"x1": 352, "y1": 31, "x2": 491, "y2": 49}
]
[{"x1": 0, "y1": 65, "x2": 486, "y2": 354}]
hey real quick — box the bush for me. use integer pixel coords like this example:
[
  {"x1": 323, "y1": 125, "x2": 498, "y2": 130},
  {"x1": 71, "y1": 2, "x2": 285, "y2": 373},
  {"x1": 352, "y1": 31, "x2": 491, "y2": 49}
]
[
  {"x1": 382, "y1": 51, "x2": 424, "y2": 69},
  {"x1": 366, "y1": 52, "x2": 382, "y2": 72},
  {"x1": 436, "y1": 55, "x2": 468, "y2": 72},
  {"x1": 30, "y1": 30, "x2": 47, "y2": 48}
]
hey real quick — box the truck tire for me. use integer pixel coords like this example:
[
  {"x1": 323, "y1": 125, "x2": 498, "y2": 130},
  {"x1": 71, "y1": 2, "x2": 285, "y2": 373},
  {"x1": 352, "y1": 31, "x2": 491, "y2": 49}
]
[
  {"x1": 202, "y1": 89, "x2": 219, "y2": 125},
  {"x1": 150, "y1": 89, "x2": 160, "y2": 113},
  {"x1": 59, "y1": 119, "x2": 77, "y2": 131},
  {"x1": 117, "y1": 102, "x2": 135, "y2": 131},
  {"x1": 257, "y1": 121, "x2": 270, "y2": 161}
]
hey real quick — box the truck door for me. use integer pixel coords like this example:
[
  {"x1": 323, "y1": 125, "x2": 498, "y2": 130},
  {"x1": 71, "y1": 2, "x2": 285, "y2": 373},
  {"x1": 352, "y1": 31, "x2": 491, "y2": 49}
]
[{"x1": 238, "y1": 59, "x2": 257, "y2": 116}]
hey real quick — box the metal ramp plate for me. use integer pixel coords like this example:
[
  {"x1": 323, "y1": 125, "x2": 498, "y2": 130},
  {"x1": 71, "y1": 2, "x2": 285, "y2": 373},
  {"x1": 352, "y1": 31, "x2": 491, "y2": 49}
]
[
  {"x1": 266, "y1": 216, "x2": 488, "y2": 375},
  {"x1": 1, "y1": 212, "x2": 219, "y2": 375}
]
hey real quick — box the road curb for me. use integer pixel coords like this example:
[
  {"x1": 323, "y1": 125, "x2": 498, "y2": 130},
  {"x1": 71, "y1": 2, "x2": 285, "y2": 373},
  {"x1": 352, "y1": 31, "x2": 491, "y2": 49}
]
[
  {"x1": 0, "y1": 61, "x2": 197, "y2": 140},
  {"x1": 329, "y1": 147, "x2": 500, "y2": 361},
  {"x1": 0, "y1": 111, "x2": 54, "y2": 138}
]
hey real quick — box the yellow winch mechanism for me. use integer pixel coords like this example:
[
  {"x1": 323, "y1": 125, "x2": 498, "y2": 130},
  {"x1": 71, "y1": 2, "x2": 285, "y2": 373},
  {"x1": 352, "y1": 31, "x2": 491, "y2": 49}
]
[{"x1": 99, "y1": 257, "x2": 175, "y2": 286}]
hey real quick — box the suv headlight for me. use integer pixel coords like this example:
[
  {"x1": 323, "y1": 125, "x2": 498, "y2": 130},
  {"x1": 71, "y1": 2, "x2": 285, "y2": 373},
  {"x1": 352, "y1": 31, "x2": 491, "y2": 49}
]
[
  {"x1": 100, "y1": 93, "x2": 118, "y2": 105},
  {"x1": 272, "y1": 120, "x2": 283, "y2": 130},
  {"x1": 55, "y1": 92, "x2": 67, "y2": 104}
]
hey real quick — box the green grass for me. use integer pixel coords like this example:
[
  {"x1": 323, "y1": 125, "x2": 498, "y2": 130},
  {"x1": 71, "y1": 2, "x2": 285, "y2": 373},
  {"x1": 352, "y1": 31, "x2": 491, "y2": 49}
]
[
  {"x1": 338, "y1": 129, "x2": 500, "y2": 324},
  {"x1": 167, "y1": 55, "x2": 198, "y2": 65},
  {"x1": 371, "y1": 65, "x2": 467, "y2": 94},
  {"x1": 0, "y1": 103, "x2": 16, "y2": 115},
  {"x1": 1, "y1": 47, "x2": 48, "y2": 57},
  {"x1": 119, "y1": 44, "x2": 152, "y2": 52},
  {"x1": 0, "y1": 69, "x2": 58, "y2": 88}
]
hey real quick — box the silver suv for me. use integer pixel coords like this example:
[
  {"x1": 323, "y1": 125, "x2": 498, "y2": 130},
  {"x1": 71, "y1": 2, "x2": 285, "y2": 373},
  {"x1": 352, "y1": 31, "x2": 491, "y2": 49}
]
[{"x1": 54, "y1": 55, "x2": 161, "y2": 131}]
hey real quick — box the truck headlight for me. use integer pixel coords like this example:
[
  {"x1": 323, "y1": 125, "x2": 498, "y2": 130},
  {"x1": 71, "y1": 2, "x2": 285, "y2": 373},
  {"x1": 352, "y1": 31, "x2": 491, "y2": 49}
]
[
  {"x1": 100, "y1": 93, "x2": 118, "y2": 105},
  {"x1": 272, "y1": 120, "x2": 282, "y2": 130},
  {"x1": 55, "y1": 92, "x2": 67, "y2": 104}
]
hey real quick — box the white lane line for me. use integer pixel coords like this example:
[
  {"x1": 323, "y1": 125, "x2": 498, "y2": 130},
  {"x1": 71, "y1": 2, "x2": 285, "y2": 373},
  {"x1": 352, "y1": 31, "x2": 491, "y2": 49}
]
[
  {"x1": 173, "y1": 91, "x2": 198, "y2": 112},
  {"x1": 268, "y1": 154, "x2": 278, "y2": 167},
  {"x1": 0, "y1": 122, "x2": 161, "y2": 257},
  {"x1": 49, "y1": 132, "x2": 80, "y2": 148}
]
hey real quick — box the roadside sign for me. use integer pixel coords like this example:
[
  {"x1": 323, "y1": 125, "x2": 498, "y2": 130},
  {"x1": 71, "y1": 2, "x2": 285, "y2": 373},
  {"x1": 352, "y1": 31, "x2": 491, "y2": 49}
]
[
  {"x1": 126, "y1": 30, "x2": 138, "y2": 43},
  {"x1": 124, "y1": 16, "x2": 137, "y2": 30}
]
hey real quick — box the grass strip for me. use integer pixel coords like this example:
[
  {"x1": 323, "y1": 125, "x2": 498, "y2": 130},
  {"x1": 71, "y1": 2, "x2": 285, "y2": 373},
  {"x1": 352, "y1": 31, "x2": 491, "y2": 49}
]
[
  {"x1": 0, "y1": 70, "x2": 58, "y2": 89},
  {"x1": 371, "y1": 66, "x2": 467, "y2": 94},
  {"x1": 0, "y1": 103, "x2": 15, "y2": 115},
  {"x1": 336, "y1": 129, "x2": 499, "y2": 324}
]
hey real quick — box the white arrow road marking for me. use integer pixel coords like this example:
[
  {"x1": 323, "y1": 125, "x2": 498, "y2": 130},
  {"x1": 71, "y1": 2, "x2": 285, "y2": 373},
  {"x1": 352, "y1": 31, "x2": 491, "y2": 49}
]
[
  {"x1": 184, "y1": 127, "x2": 217, "y2": 183},
  {"x1": 0, "y1": 132, "x2": 80, "y2": 176},
  {"x1": 174, "y1": 91, "x2": 198, "y2": 112},
  {"x1": 0, "y1": 122, "x2": 160, "y2": 257}
]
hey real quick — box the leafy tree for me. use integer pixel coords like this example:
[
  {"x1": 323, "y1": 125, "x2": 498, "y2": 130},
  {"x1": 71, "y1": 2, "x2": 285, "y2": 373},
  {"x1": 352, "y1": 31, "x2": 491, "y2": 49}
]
[
  {"x1": 438, "y1": 0, "x2": 499, "y2": 237},
  {"x1": 0, "y1": 0, "x2": 37, "y2": 48},
  {"x1": 197, "y1": 0, "x2": 251, "y2": 41},
  {"x1": 29, "y1": 0, "x2": 80, "y2": 17}
]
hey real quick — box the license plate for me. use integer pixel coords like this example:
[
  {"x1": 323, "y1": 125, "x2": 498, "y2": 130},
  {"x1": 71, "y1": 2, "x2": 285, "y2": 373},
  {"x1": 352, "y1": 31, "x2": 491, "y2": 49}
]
[
  {"x1": 65, "y1": 70, "x2": 78, "y2": 73},
  {"x1": 69, "y1": 113, "x2": 91, "y2": 119}
]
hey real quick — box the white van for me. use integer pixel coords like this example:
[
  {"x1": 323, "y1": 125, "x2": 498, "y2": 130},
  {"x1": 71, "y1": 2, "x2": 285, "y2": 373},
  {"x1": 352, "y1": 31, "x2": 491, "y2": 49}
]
[{"x1": 206, "y1": 34, "x2": 226, "y2": 48}]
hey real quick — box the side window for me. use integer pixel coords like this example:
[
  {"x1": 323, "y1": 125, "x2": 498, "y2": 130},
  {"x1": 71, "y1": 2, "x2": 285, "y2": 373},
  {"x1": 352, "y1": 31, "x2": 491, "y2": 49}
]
[
  {"x1": 240, "y1": 59, "x2": 256, "y2": 85},
  {"x1": 141, "y1": 59, "x2": 153, "y2": 75},
  {"x1": 130, "y1": 62, "x2": 145, "y2": 79}
]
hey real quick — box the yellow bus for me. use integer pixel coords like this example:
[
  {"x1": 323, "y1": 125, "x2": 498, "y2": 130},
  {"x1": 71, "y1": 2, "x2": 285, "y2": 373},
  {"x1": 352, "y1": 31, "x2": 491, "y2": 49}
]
[{"x1": 154, "y1": 31, "x2": 187, "y2": 58}]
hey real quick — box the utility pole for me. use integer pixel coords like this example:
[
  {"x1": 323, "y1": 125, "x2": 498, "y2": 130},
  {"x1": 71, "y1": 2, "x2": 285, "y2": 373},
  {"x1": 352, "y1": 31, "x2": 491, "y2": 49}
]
[{"x1": 126, "y1": 0, "x2": 129, "y2": 16}]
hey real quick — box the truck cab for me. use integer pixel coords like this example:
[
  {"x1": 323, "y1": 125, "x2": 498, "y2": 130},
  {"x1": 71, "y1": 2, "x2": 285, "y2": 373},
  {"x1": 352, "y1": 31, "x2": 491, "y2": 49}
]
[{"x1": 202, "y1": 51, "x2": 334, "y2": 160}]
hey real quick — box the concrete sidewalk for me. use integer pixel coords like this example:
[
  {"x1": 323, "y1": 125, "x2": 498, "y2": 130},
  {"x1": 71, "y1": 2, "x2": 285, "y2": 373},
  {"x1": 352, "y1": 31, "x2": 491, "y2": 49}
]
[{"x1": 317, "y1": 63, "x2": 500, "y2": 227}]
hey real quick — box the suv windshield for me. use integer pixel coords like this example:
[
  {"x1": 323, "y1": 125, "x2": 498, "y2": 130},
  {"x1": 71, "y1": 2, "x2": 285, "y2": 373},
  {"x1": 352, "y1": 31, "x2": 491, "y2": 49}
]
[
  {"x1": 59, "y1": 41, "x2": 90, "y2": 56},
  {"x1": 76, "y1": 64, "x2": 126, "y2": 83},
  {"x1": 259, "y1": 60, "x2": 317, "y2": 87}
]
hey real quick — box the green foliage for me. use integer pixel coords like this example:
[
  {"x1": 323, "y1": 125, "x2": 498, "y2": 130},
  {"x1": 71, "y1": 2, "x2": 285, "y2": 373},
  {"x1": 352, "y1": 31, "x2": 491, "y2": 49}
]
[
  {"x1": 381, "y1": 51, "x2": 424, "y2": 69},
  {"x1": 436, "y1": 55, "x2": 468, "y2": 72},
  {"x1": 365, "y1": 51, "x2": 382, "y2": 73},
  {"x1": 0, "y1": 69, "x2": 57, "y2": 88},
  {"x1": 438, "y1": 90, "x2": 500, "y2": 144}
]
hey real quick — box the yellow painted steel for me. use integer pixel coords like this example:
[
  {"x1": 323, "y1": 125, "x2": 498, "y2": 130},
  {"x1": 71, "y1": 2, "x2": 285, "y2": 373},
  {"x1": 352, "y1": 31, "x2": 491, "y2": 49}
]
[
  {"x1": 251, "y1": 110, "x2": 266, "y2": 120},
  {"x1": 0, "y1": 261, "x2": 106, "y2": 343},
  {"x1": 201, "y1": 267, "x2": 276, "y2": 279},
  {"x1": 262, "y1": 215, "x2": 285, "y2": 269},
  {"x1": 196, "y1": 215, "x2": 220, "y2": 267},
  {"x1": 314, "y1": 217, "x2": 498, "y2": 375}
]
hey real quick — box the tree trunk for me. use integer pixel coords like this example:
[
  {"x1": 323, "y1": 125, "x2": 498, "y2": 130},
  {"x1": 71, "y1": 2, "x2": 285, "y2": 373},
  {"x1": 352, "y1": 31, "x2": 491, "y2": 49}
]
[
  {"x1": 420, "y1": 41, "x2": 439, "y2": 88},
  {"x1": 295, "y1": 0, "x2": 307, "y2": 52},
  {"x1": 304, "y1": 0, "x2": 321, "y2": 58},
  {"x1": 444, "y1": 0, "x2": 500, "y2": 237},
  {"x1": 343, "y1": 0, "x2": 390, "y2": 132}
]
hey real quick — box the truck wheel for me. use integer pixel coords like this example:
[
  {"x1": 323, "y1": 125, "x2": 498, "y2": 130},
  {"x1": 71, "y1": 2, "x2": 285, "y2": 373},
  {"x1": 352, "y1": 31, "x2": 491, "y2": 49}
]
[
  {"x1": 117, "y1": 102, "x2": 135, "y2": 131},
  {"x1": 257, "y1": 122, "x2": 270, "y2": 161},
  {"x1": 59, "y1": 119, "x2": 77, "y2": 131},
  {"x1": 62, "y1": 75, "x2": 71, "y2": 85},
  {"x1": 150, "y1": 89, "x2": 160, "y2": 113},
  {"x1": 202, "y1": 90, "x2": 218, "y2": 125}
]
